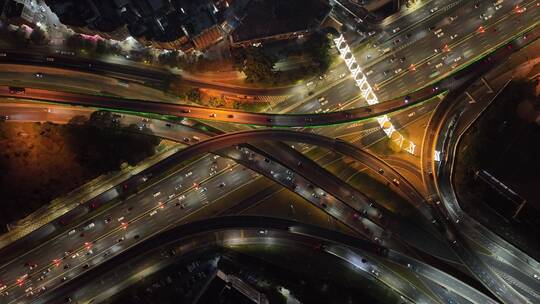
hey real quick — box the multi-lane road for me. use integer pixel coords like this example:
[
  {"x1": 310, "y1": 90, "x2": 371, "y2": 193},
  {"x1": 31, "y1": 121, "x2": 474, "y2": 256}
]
[{"x1": 1, "y1": 0, "x2": 539, "y2": 302}]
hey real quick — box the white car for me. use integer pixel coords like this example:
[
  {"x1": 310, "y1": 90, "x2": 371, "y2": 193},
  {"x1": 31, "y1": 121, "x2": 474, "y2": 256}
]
[
  {"x1": 153, "y1": 191, "x2": 161, "y2": 198},
  {"x1": 450, "y1": 34, "x2": 458, "y2": 40},
  {"x1": 392, "y1": 27, "x2": 400, "y2": 33},
  {"x1": 430, "y1": 7, "x2": 439, "y2": 13}
]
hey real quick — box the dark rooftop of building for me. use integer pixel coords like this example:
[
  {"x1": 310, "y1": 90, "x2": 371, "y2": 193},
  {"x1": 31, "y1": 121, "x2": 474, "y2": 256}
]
[{"x1": 232, "y1": 0, "x2": 331, "y2": 43}]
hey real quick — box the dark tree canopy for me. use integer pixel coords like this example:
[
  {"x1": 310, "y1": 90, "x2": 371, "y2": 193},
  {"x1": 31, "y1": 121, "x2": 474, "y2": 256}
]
[{"x1": 67, "y1": 111, "x2": 160, "y2": 173}]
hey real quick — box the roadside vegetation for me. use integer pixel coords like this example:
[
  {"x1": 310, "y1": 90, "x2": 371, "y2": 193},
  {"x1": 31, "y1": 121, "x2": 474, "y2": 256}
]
[{"x1": 231, "y1": 32, "x2": 333, "y2": 86}]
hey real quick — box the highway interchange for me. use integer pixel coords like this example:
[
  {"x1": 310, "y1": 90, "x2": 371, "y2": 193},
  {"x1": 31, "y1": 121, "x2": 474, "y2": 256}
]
[{"x1": 0, "y1": 0, "x2": 540, "y2": 303}]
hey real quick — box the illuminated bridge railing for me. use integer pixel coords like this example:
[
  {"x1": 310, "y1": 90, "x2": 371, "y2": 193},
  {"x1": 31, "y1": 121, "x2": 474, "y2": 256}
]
[{"x1": 333, "y1": 34, "x2": 416, "y2": 155}]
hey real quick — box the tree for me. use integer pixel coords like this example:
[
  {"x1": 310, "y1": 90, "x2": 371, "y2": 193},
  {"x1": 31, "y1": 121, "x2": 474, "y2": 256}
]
[
  {"x1": 95, "y1": 39, "x2": 122, "y2": 56},
  {"x1": 29, "y1": 27, "x2": 49, "y2": 45},
  {"x1": 241, "y1": 47, "x2": 277, "y2": 84},
  {"x1": 186, "y1": 88, "x2": 201, "y2": 103},
  {"x1": 65, "y1": 34, "x2": 95, "y2": 52},
  {"x1": 66, "y1": 111, "x2": 160, "y2": 173},
  {"x1": 157, "y1": 50, "x2": 181, "y2": 67},
  {"x1": 305, "y1": 32, "x2": 332, "y2": 73}
]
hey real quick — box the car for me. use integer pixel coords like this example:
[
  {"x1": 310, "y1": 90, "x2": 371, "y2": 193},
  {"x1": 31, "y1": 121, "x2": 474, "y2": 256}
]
[
  {"x1": 365, "y1": 69, "x2": 374, "y2": 76},
  {"x1": 82, "y1": 222, "x2": 95, "y2": 230},
  {"x1": 181, "y1": 109, "x2": 191, "y2": 113},
  {"x1": 394, "y1": 68, "x2": 402, "y2": 74},
  {"x1": 104, "y1": 216, "x2": 112, "y2": 224},
  {"x1": 404, "y1": 95, "x2": 411, "y2": 103},
  {"x1": 153, "y1": 191, "x2": 161, "y2": 198},
  {"x1": 165, "y1": 123, "x2": 172, "y2": 128},
  {"x1": 117, "y1": 237, "x2": 125, "y2": 242},
  {"x1": 378, "y1": 168, "x2": 384, "y2": 174},
  {"x1": 149, "y1": 210, "x2": 158, "y2": 217},
  {"x1": 429, "y1": 7, "x2": 438, "y2": 13},
  {"x1": 339, "y1": 73, "x2": 346, "y2": 78},
  {"x1": 227, "y1": 114, "x2": 234, "y2": 118},
  {"x1": 474, "y1": 2, "x2": 480, "y2": 8},
  {"x1": 218, "y1": 182, "x2": 225, "y2": 188},
  {"x1": 399, "y1": 57, "x2": 405, "y2": 63},
  {"x1": 450, "y1": 34, "x2": 458, "y2": 40},
  {"x1": 393, "y1": 38, "x2": 400, "y2": 45},
  {"x1": 9, "y1": 86, "x2": 25, "y2": 94},
  {"x1": 0, "y1": 52, "x2": 6, "y2": 57},
  {"x1": 453, "y1": 56, "x2": 463, "y2": 63},
  {"x1": 436, "y1": 32, "x2": 444, "y2": 38},
  {"x1": 435, "y1": 63, "x2": 443, "y2": 69},
  {"x1": 34, "y1": 72, "x2": 43, "y2": 78},
  {"x1": 383, "y1": 70, "x2": 389, "y2": 76},
  {"x1": 434, "y1": 48, "x2": 440, "y2": 53},
  {"x1": 368, "y1": 31, "x2": 376, "y2": 36},
  {"x1": 392, "y1": 27, "x2": 400, "y2": 33},
  {"x1": 449, "y1": 15, "x2": 458, "y2": 22},
  {"x1": 46, "y1": 57, "x2": 54, "y2": 62},
  {"x1": 392, "y1": 179, "x2": 400, "y2": 186}
]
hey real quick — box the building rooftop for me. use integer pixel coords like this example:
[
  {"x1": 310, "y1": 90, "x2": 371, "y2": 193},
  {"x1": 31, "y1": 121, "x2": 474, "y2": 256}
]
[{"x1": 231, "y1": 0, "x2": 331, "y2": 44}]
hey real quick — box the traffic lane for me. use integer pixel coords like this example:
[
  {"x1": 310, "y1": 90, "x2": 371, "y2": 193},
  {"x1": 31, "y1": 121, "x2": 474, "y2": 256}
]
[
  {"x1": 250, "y1": 142, "x2": 452, "y2": 256},
  {"x1": 366, "y1": 0, "x2": 521, "y2": 70},
  {"x1": 2, "y1": 101, "x2": 434, "y2": 296},
  {"x1": 370, "y1": 0, "x2": 524, "y2": 87},
  {"x1": 3, "y1": 156, "x2": 253, "y2": 303},
  {"x1": 0, "y1": 51, "x2": 173, "y2": 91},
  {"x1": 35, "y1": 218, "x2": 390, "y2": 304},
  {"x1": 373, "y1": 0, "x2": 539, "y2": 99},
  {"x1": 9, "y1": 126, "x2": 434, "y2": 302},
  {"x1": 0, "y1": 152, "x2": 236, "y2": 296},
  {"x1": 0, "y1": 66, "x2": 176, "y2": 102},
  {"x1": 0, "y1": 85, "x2": 437, "y2": 127},
  {"x1": 423, "y1": 50, "x2": 540, "y2": 304}
]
